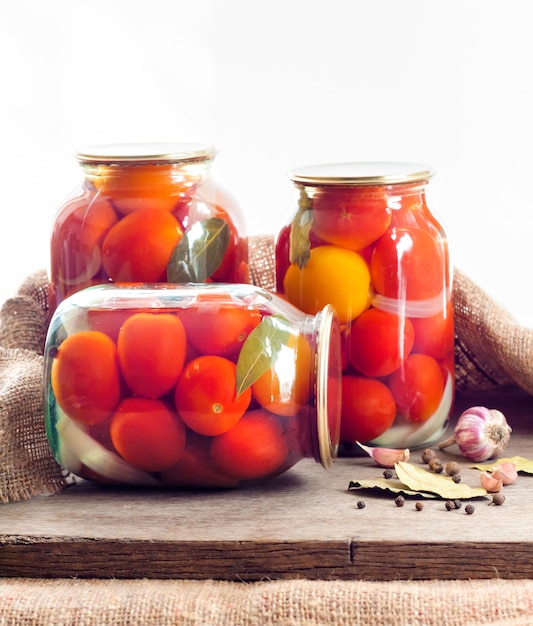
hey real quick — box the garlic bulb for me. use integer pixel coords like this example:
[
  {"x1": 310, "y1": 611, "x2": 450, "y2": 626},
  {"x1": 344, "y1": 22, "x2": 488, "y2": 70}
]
[{"x1": 438, "y1": 406, "x2": 511, "y2": 462}]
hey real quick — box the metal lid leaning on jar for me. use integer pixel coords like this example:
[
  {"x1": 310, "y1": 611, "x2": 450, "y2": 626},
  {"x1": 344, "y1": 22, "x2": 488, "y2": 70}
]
[
  {"x1": 289, "y1": 161, "x2": 435, "y2": 186},
  {"x1": 76, "y1": 142, "x2": 217, "y2": 165}
]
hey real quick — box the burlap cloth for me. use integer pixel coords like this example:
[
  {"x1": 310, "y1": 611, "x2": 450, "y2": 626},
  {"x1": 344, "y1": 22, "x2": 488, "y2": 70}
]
[
  {"x1": 2, "y1": 235, "x2": 533, "y2": 626},
  {"x1": 0, "y1": 577, "x2": 532, "y2": 626}
]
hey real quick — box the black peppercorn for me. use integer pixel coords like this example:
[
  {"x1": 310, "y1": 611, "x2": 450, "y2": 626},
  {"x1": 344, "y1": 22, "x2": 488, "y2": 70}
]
[
  {"x1": 356, "y1": 500, "x2": 366, "y2": 509},
  {"x1": 451, "y1": 473, "x2": 462, "y2": 483},
  {"x1": 394, "y1": 495, "x2": 405, "y2": 507},
  {"x1": 465, "y1": 504, "x2": 475, "y2": 515},
  {"x1": 383, "y1": 469, "x2": 393, "y2": 479},
  {"x1": 445, "y1": 500, "x2": 455, "y2": 511},
  {"x1": 454, "y1": 499, "x2": 462, "y2": 510}
]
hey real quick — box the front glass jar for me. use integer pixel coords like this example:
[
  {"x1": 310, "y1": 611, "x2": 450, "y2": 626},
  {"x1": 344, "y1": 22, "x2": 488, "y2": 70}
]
[
  {"x1": 43, "y1": 283, "x2": 341, "y2": 487},
  {"x1": 276, "y1": 162, "x2": 454, "y2": 450},
  {"x1": 49, "y1": 142, "x2": 249, "y2": 313}
]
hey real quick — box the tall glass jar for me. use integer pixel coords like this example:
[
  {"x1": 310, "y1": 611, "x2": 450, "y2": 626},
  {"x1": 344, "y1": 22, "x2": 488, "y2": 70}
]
[
  {"x1": 49, "y1": 142, "x2": 249, "y2": 313},
  {"x1": 43, "y1": 283, "x2": 341, "y2": 487},
  {"x1": 276, "y1": 162, "x2": 454, "y2": 450}
]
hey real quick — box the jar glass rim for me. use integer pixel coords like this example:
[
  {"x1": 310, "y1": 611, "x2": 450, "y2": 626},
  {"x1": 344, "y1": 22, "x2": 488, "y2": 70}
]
[
  {"x1": 315, "y1": 303, "x2": 341, "y2": 468},
  {"x1": 76, "y1": 142, "x2": 217, "y2": 165},
  {"x1": 289, "y1": 161, "x2": 435, "y2": 186}
]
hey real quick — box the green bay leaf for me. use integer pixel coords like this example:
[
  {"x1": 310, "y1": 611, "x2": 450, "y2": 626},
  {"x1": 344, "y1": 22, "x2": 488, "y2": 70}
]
[
  {"x1": 471, "y1": 456, "x2": 533, "y2": 474},
  {"x1": 289, "y1": 187, "x2": 313, "y2": 269},
  {"x1": 235, "y1": 315, "x2": 292, "y2": 396},
  {"x1": 167, "y1": 217, "x2": 230, "y2": 283},
  {"x1": 395, "y1": 461, "x2": 488, "y2": 500}
]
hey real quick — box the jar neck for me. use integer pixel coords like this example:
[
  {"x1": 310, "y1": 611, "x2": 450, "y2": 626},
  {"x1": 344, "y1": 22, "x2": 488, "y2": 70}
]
[
  {"x1": 296, "y1": 179, "x2": 429, "y2": 202},
  {"x1": 81, "y1": 158, "x2": 213, "y2": 187}
]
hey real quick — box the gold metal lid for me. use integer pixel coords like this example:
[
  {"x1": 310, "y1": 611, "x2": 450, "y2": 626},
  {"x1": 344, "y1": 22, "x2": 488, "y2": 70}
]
[
  {"x1": 315, "y1": 304, "x2": 341, "y2": 469},
  {"x1": 289, "y1": 161, "x2": 435, "y2": 186},
  {"x1": 76, "y1": 142, "x2": 217, "y2": 165}
]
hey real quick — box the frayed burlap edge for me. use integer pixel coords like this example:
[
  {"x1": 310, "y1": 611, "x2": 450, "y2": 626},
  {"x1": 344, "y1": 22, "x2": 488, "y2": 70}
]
[
  {"x1": 0, "y1": 577, "x2": 532, "y2": 626},
  {"x1": 0, "y1": 270, "x2": 68, "y2": 503}
]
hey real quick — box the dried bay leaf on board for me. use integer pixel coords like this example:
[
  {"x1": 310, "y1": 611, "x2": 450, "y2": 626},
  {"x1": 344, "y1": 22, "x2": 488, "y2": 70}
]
[
  {"x1": 471, "y1": 456, "x2": 533, "y2": 474},
  {"x1": 395, "y1": 461, "x2": 488, "y2": 500},
  {"x1": 348, "y1": 477, "x2": 438, "y2": 499}
]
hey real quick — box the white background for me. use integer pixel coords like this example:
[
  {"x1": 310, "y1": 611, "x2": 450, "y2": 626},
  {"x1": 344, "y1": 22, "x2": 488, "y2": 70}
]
[{"x1": 2, "y1": 1, "x2": 533, "y2": 326}]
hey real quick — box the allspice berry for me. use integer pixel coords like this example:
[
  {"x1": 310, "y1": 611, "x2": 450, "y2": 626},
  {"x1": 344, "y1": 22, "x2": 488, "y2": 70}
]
[
  {"x1": 428, "y1": 457, "x2": 444, "y2": 473},
  {"x1": 445, "y1": 461, "x2": 460, "y2": 476},
  {"x1": 421, "y1": 449, "x2": 437, "y2": 464}
]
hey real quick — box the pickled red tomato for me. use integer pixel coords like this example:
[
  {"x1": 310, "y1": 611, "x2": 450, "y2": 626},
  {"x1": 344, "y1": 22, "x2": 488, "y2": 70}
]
[
  {"x1": 160, "y1": 431, "x2": 239, "y2": 488},
  {"x1": 388, "y1": 353, "x2": 445, "y2": 423},
  {"x1": 210, "y1": 409, "x2": 289, "y2": 481},
  {"x1": 51, "y1": 196, "x2": 118, "y2": 287},
  {"x1": 101, "y1": 208, "x2": 184, "y2": 282},
  {"x1": 311, "y1": 186, "x2": 392, "y2": 251},
  {"x1": 110, "y1": 397, "x2": 186, "y2": 472},
  {"x1": 283, "y1": 245, "x2": 371, "y2": 325},
  {"x1": 117, "y1": 313, "x2": 187, "y2": 399},
  {"x1": 348, "y1": 308, "x2": 414, "y2": 378},
  {"x1": 174, "y1": 355, "x2": 252, "y2": 436},
  {"x1": 410, "y1": 303, "x2": 454, "y2": 361},
  {"x1": 370, "y1": 227, "x2": 446, "y2": 300},
  {"x1": 51, "y1": 331, "x2": 121, "y2": 426},
  {"x1": 96, "y1": 164, "x2": 198, "y2": 215},
  {"x1": 340, "y1": 376, "x2": 396, "y2": 443},
  {"x1": 178, "y1": 294, "x2": 261, "y2": 359}
]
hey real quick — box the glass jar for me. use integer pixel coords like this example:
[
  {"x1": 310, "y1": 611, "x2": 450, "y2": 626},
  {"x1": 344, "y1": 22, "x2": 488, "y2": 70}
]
[
  {"x1": 276, "y1": 162, "x2": 454, "y2": 450},
  {"x1": 43, "y1": 283, "x2": 341, "y2": 487},
  {"x1": 49, "y1": 142, "x2": 249, "y2": 313}
]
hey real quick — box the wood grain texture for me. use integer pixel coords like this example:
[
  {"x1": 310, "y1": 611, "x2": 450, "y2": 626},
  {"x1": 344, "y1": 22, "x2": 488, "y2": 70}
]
[{"x1": 1, "y1": 388, "x2": 533, "y2": 581}]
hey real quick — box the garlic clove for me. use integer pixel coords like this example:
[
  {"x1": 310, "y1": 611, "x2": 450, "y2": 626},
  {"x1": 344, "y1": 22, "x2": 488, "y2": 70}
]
[
  {"x1": 492, "y1": 461, "x2": 518, "y2": 485},
  {"x1": 480, "y1": 471, "x2": 503, "y2": 493},
  {"x1": 356, "y1": 442, "x2": 410, "y2": 468}
]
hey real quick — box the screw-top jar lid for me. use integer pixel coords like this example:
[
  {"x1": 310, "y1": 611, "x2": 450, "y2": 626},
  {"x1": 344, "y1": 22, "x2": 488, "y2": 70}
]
[
  {"x1": 289, "y1": 161, "x2": 435, "y2": 186},
  {"x1": 76, "y1": 142, "x2": 217, "y2": 165}
]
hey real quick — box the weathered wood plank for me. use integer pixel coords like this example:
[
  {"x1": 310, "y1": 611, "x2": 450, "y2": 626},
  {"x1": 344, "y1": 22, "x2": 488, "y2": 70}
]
[{"x1": 1, "y1": 388, "x2": 532, "y2": 581}]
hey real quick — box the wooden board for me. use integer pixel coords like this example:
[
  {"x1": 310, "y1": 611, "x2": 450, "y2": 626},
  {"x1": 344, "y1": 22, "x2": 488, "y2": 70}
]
[{"x1": 1, "y1": 388, "x2": 533, "y2": 581}]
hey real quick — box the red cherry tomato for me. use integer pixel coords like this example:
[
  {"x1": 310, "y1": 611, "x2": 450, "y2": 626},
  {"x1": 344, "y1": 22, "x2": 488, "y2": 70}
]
[
  {"x1": 311, "y1": 186, "x2": 392, "y2": 251},
  {"x1": 110, "y1": 397, "x2": 186, "y2": 472},
  {"x1": 178, "y1": 294, "x2": 261, "y2": 359},
  {"x1": 50, "y1": 196, "x2": 118, "y2": 300},
  {"x1": 209, "y1": 409, "x2": 289, "y2": 481},
  {"x1": 97, "y1": 164, "x2": 196, "y2": 215},
  {"x1": 101, "y1": 208, "x2": 183, "y2": 282},
  {"x1": 51, "y1": 331, "x2": 121, "y2": 426},
  {"x1": 174, "y1": 355, "x2": 251, "y2": 436},
  {"x1": 370, "y1": 227, "x2": 445, "y2": 300},
  {"x1": 340, "y1": 375, "x2": 397, "y2": 443},
  {"x1": 388, "y1": 353, "x2": 445, "y2": 423},
  {"x1": 410, "y1": 303, "x2": 454, "y2": 361},
  {"x1": 117, "y1": 313, "x2": 187, "y2": 399},
  {"x1": 348, "y1": 308, "x2": 414, "y2": 378},
  {"x1": 159, "y1": 431, "x2": 239, "y2": 488}
]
